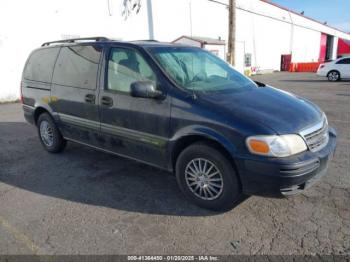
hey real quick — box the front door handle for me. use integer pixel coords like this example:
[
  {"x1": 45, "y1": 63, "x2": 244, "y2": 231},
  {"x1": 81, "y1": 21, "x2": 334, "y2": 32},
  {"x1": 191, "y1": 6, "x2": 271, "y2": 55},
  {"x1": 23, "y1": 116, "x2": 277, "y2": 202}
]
[
  {"x1": 101, "y1": 96, "x2": 113, "y2": 107},
  {"x1": 85, "y1": 94, "x2": 95, "y2": 104}
]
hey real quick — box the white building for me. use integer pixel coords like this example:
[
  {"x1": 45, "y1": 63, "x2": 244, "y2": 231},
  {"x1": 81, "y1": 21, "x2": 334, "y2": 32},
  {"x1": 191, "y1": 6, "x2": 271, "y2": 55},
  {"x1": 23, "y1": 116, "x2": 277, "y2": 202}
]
[
  {"x1": 172, "y1": 36, "x2": 226, "y2": 60},
  {"x1": 1, "y1": 0, "x2": 350, "y2": 101}
]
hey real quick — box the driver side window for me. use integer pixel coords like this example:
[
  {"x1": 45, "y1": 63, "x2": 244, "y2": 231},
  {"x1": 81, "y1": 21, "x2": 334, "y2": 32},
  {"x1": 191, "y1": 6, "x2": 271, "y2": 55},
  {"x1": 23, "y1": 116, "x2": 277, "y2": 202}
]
[
  {"x1": 156, "y1": 52, "x2": 227, "y2": 85},
  {"x1": 107, "y1": 48, "x2": 156, "y2": 93}
]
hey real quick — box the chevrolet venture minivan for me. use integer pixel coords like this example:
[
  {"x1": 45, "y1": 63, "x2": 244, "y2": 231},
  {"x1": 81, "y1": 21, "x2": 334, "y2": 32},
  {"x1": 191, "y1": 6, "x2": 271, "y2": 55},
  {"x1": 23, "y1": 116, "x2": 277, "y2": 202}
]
[{"x1": 21, "y1": 37, "x2": 336, "y2": 211}]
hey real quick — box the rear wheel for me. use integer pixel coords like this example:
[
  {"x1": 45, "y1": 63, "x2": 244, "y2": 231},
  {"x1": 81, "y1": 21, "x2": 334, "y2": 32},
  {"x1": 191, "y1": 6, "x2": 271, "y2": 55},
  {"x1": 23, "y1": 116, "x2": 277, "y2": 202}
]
[
  {"x1": 37, "y1": 113, "x2": 66, "y2": 153},
  {"x1": 176, "y1": 142, "x2": 241, "y2": 211},
  {"x1": 327, "y1": 70, "x2": 340, "y2": 82}
]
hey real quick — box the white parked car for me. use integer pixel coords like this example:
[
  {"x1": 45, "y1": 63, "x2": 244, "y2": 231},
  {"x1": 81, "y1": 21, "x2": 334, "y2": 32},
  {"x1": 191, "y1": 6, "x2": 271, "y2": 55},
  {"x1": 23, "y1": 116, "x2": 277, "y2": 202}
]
[{"x1": 317, "y1": 57, "x2": 350, "y2": 81}]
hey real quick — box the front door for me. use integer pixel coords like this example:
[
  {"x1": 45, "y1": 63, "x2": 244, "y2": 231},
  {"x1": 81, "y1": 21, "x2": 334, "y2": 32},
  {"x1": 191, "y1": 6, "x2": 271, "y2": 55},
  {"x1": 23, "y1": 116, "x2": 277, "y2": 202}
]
[{"x1": 98, "y1": 46, "x2": 171, "y2": 169}]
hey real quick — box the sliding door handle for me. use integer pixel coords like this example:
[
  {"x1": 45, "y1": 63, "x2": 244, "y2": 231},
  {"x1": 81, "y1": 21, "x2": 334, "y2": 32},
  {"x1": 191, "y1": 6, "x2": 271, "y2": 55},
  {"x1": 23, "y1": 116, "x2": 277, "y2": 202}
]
[{"x1": 101, "y1": 96, "x2": 113, "y2": 107}]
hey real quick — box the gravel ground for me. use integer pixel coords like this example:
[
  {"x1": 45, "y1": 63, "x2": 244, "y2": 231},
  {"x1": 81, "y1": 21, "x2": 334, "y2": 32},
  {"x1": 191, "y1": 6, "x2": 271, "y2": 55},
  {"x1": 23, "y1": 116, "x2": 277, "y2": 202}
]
[{"x1": 0, "y1": 72, "x2": 349, "y2": 255}]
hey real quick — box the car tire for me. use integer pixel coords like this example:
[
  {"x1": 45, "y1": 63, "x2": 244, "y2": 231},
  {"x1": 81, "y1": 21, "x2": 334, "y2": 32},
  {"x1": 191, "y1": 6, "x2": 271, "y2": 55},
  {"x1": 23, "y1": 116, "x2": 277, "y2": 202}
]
[
  {"x1": 176, "y1": 142, "x2": 241, "y2": 211},
  {"x1": 327, "y1": 70, "x2": 340, "y2": 82},
  {"x1": 37, "y1": 113, "x2": 66, "y2": 153}
]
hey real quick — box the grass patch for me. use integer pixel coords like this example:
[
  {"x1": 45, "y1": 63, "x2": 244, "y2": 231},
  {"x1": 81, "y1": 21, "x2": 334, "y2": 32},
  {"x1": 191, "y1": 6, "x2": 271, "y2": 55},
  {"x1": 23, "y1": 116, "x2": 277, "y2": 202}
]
[{"x1": 0, "y1": 99, "x2": 20, "y2": 104}]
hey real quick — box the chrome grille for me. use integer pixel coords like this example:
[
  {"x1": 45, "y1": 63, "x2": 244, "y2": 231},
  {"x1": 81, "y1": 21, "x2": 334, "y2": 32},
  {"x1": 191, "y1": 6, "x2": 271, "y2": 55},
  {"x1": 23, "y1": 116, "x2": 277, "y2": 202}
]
[{"x1": 300, "y1": 119, "x2": 329, "y2": 152}]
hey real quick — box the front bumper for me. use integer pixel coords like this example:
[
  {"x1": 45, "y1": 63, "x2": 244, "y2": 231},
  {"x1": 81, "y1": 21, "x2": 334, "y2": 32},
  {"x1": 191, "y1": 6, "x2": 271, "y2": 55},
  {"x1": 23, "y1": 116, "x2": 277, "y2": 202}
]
[{"x1": 236, "y1": 128, "x2": 337, "y2": 197}]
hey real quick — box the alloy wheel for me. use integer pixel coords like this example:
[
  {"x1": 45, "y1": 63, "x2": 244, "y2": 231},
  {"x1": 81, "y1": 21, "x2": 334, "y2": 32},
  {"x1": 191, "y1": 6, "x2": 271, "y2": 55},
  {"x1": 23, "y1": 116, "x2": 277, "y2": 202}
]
[
  {"x1": 39, "y1": 120, "x2": 54, "y2": 147},
  {"x1": 328, "y1": 72, "x2": 339, "y2": 81},
  {"x1": 185, "y1": 158, "x2": 224, "y2": 200}
]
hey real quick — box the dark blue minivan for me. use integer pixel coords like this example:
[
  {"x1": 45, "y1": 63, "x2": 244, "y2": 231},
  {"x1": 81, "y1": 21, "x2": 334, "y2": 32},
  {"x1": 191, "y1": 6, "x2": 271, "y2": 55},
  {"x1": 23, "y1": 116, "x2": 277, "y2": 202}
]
[{"x1": 21, "y1": 37, "x2": 336, "y2": 210}]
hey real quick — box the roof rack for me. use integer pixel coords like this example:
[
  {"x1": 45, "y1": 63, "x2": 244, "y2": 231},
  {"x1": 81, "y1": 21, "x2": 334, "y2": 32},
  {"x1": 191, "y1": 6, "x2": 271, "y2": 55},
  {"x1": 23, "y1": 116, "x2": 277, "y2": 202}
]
[
  {"x1": 131, "y1": 39, "x2": 159, "y2": 42},
  {"x1": 41, "y1": 37, "x2": 109, "y2": 47}
]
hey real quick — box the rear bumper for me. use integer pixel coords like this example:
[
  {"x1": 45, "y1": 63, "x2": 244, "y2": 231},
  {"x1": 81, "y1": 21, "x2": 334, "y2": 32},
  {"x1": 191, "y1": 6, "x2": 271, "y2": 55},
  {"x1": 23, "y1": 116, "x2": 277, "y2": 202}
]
[
  {"x1": 236, "y1": 128, "x2": 337, "y2": 197},
  {"x1": 23, "y1": 104, "x2": 35, "y2": 125}
]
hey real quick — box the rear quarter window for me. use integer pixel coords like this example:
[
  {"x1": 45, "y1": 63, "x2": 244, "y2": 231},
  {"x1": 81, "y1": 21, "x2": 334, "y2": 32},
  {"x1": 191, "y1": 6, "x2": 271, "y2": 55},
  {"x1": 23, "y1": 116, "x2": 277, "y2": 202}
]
[
  {"x1": 23, "y1": 47, "x2": 60, "y2": 83},
  {"x1": 52, "y1": 45, "x2": 102, "y2": 90}
]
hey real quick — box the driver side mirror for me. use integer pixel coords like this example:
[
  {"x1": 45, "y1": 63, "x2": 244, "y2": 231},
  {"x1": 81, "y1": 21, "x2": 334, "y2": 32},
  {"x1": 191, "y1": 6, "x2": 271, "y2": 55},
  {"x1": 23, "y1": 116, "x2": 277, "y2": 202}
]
[{"x1": 130, "y1": 81, "x2": 163, "y2": 99}]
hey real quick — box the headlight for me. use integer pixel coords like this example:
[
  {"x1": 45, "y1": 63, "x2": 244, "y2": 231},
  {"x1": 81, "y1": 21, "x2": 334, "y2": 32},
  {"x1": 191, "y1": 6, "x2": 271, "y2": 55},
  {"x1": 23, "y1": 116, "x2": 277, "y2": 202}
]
[
  {"x1": 246, "y1": 134, "x2": 307, "y2": 157},
  {"x1": 323, "y1": 112, "x2": 328, "y2": 125}
]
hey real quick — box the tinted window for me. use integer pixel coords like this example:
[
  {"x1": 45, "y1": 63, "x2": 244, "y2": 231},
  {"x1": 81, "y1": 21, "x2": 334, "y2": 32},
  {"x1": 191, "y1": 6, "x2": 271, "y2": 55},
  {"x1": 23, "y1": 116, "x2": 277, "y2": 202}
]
[
  {"x1": 23, "y1": 47, "x2": 60, "y2": 83},
  {"x1": 107, "y1": 48, "x2": 156, "y2": 93},
  {"x1": 336, "y1": 58, "x2": 350, "y2": 64},
  {"x1": 52, "y1": 45, "x2": 102, "y2": 90}
]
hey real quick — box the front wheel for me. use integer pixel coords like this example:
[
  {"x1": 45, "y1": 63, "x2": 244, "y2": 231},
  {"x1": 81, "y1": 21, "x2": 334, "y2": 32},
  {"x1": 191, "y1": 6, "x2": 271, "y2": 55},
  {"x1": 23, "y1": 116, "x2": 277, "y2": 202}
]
[
  {"x1": 176, "y1": 142, "x2": 241, "y2": 211},
  {"x1": 37, "y1": 113, "x2": 66, "y2": 153},
  {"x1": 327, "y1": 71, "x2": 340, "y2": 82}
]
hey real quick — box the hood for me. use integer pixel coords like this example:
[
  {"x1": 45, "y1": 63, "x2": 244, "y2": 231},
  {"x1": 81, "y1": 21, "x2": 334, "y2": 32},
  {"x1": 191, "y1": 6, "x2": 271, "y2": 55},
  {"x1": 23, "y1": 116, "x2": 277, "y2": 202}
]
[{"x1": 198, "y1": 86, "x2": 323, "y2": 135}]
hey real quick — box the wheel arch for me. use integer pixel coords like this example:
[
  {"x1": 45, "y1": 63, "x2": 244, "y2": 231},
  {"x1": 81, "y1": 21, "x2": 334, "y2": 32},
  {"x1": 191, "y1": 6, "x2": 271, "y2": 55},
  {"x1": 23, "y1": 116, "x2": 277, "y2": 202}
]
[
  {"x1": 170, "y1": 133, "x2": 243, "y2": 193},
  {"x1": 33, "y1": 106, "x2": 52, "y2": 125},
  {"x1": 327, "y1": 69, "x2": 341, "y2": 77},
  {"x1": 170, "y1": 128, "x2": 239, "y2": 174}
]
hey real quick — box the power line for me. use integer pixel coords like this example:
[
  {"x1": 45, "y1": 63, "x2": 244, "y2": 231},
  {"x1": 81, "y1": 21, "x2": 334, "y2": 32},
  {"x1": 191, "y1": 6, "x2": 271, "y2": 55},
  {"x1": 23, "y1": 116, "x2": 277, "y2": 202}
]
[{"x1": 207, "y1": 0, "x2": 228, "y2": 7}]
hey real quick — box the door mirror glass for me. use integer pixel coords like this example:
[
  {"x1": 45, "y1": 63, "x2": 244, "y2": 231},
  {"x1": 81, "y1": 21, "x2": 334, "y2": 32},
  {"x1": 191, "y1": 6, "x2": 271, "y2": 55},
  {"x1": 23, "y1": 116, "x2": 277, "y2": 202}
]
[{"x1": 130, "y1": 81, "x2": 163, "y2": 99}]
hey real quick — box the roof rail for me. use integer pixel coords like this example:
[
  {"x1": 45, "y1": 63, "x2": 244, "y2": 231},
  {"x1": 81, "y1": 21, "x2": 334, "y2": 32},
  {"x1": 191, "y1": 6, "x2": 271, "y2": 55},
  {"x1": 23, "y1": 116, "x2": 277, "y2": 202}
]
[
  {"x1": 41, "y1": 37, "x2": 109, "y2": 47},
  {"x1": 131, "y1": 39, "x2": 159, "y2": 42}
]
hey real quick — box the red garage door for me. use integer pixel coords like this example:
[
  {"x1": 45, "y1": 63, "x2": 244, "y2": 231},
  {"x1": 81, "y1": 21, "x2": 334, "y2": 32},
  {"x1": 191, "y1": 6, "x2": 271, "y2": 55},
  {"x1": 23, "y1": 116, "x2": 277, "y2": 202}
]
[
  {"x1": 281, "y1": 54, "x2": 292, "y2": 71},
  {"x1": 319, "y1": 33, "x2": 327, "y2": 62}
]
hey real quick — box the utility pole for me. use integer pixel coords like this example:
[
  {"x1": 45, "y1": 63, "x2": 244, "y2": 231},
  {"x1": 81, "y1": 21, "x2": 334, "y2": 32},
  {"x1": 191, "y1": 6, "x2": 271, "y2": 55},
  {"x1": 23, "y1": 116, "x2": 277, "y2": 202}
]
[
  {"x1": 227, "y1": 0, "x2": 236, "y2": 66},
  {"x1": 147, "y1": 0, "x2": 155, "y2": 40}
]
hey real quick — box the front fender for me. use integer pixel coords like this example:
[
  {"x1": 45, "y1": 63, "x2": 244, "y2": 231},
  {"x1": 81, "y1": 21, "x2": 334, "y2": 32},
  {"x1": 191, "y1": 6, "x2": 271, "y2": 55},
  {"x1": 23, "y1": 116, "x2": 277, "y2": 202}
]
[{"x1": 170, "y1": 125, "x2": 238, "y2": 158}]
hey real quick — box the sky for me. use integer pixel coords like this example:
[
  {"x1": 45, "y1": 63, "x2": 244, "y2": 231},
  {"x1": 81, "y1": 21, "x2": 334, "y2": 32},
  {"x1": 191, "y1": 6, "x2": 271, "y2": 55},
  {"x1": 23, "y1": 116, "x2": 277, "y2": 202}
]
[{"x1": 271, "y1": 0, "x2": 350, "y2": 33}]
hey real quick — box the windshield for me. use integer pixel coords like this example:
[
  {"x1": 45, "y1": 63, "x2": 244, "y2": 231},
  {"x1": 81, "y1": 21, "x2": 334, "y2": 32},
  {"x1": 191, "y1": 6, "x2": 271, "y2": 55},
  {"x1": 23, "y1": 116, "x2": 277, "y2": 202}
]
[{"x1": 148, "y1": 46, "x2": 257, "y2": 92}]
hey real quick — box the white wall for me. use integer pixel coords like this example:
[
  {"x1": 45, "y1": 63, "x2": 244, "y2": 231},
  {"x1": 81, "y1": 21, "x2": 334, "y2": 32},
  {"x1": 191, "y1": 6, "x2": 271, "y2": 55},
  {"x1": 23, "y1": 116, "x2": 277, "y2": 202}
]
[
  {"x1": 0, "y1": 0, "x2": 151, "y2": 101},
  {"x1": 291, "y1": 27, "x2": 321, "y2": 63},
  {"x1": 236, "y1": 4, "x2": 291, "y2": 71},
  {"x1": 172, "y1": 38, "x2": 226, "y2": 60},
  {"x1": 204, "y1": 44, "x2": 226, "y2": 60},
  {"x1": 236, "y1": 0, "x2": 350, "y2": 70},
  {"x1": 1, "y1": 0, "x2": 350, "y2": 101}
]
